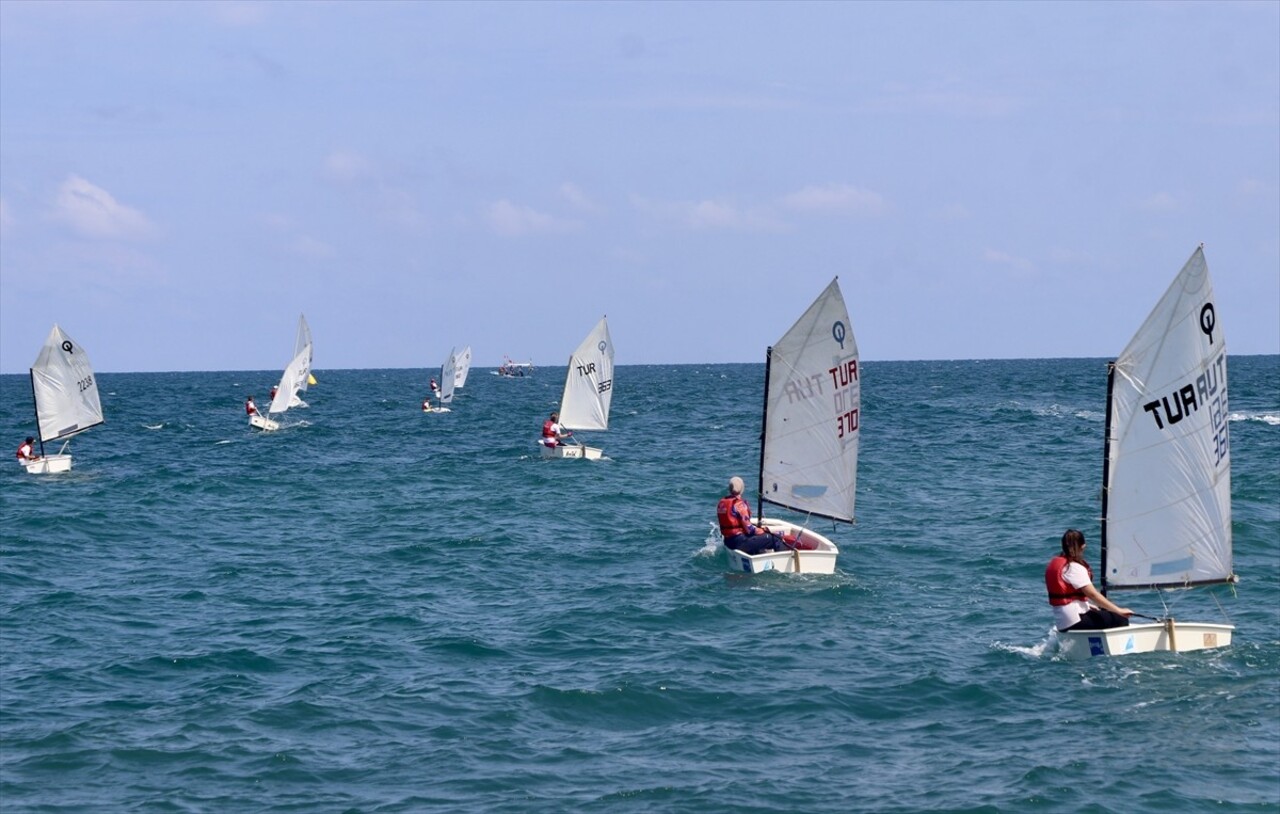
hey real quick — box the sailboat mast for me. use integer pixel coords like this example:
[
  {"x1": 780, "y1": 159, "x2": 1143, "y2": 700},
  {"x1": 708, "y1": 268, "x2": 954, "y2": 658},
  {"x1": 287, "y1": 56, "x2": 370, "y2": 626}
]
[
  {"x1": 756, "y1": 346, "x2": 773, "y2": 521},
  {"x1": 1099, "y1": 360, "x2": 1118, "y2": 596},
  {"x1": 28, "y1": 368, "x2": 45, "y2": 457}
]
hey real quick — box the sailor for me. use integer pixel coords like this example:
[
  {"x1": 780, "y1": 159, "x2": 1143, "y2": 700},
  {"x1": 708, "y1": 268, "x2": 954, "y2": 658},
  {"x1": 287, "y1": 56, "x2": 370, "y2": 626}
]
[
  {"x1": 717, "y1": 476, "x2": 786, "y2": 555},
  {"x1": 16, "y1": 436, "x2": 39, "y2": 464},
  {"x1": 245, "y1": 396, "x2": 260, "y2": 416},
  {"x1": 540, "y1": 412, "x2": 572, "y2": 447},
  {"x1": 1045, "y1": 529, "x2": 1133, "y2": 631}
]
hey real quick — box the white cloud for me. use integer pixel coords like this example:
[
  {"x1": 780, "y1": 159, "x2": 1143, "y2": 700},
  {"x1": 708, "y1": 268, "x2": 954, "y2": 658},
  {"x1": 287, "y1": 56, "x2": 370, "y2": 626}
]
[
  {"x1": 780, "y1": 184, "x2": 887, "y2": 216},
  {"x1": 291, "y1": 235, "x2": 335, "y2": 259},
  {"x1": 873, "y1": 80, "x2": 1018, "y2": 117},
  {"x1": 632, "y1": 196, "x2": 785, "y2": 232},
  {"x1": 984, "y1": 248, "x2": 1036, "y2": 275},
  {"x1": 937, "y1": 203, "x2": 972, "y2": 221},
  {"x1": 1236, "y1": 178, "x2": 1268, "y2": 199},
  {"x1": 486, "y1": 200, "x2": 580, "y2": 237},
  {"x1": 323, "y1": 150, "x2": 376, "y2": 184},
  {"x1": 620, "y1": 93, "x2": 796, "y2": 112},
  {"x1": 52, "y1": 175, "x2": 156, "y2": 240},
  {"x1": 1048, "y1": 247, "x2": 1095, "y2": 266},
  {"x1": 211, "y1": 2, "x2": 268, "y2": 27},
  {"x1": 1138, "y1": 192, "x2": 1181, "y2": 212},
  {"x1": 560, "y1": 182, "x2": 602, "y2": 214}
]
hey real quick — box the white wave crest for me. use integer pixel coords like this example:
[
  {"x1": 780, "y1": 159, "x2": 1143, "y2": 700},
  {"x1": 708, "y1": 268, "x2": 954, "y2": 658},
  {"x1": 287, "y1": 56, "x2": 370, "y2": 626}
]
[{"x1": 1229, "y1": 411, "x2": 1280, "y2": 425}]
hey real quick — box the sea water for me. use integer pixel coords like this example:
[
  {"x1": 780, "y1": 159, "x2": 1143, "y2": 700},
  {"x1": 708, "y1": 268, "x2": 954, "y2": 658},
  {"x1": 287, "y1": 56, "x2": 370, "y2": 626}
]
[{"x1": 1, "y1": 357, "x2": 1277, "y2": 813}]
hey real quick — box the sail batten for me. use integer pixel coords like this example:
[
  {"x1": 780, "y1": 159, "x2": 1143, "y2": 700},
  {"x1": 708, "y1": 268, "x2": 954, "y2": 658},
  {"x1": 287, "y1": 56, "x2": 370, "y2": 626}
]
[
  {"x1": 30, "y1": 325, "x2": 104, "y2": 444},
  {"x1": 1102, "y1": 246, "x2": 1233, "y2": 590},
  {"x1": 758, "y1": 278, "x2": 858, "y2": 524},
  {"x1": 557, "y1": 317, "x2": 613, "y2": 432}
]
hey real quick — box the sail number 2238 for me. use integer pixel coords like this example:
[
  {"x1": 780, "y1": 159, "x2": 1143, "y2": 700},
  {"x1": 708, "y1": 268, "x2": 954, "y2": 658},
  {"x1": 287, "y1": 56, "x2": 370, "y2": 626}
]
[{"x1": 77, "y1": 375, "x2": 94, "y2": 393}]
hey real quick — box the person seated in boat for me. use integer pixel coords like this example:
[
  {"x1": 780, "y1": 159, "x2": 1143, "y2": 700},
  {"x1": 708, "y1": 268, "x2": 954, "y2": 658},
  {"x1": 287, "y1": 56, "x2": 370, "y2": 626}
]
[
  {"x1": 540, "y1": 412, "x2": 573, "y2": 447},
  {"x1": 1046, "y1": 529, "x2": 1134, "y2": 631},
  {"x1": 245, "y1": 396, "x2": 260, "y2": 417},
  {"x1": 16, "y1": 436, "x2": 39, "y2": 464},
  {"x1": 717, "y1": 476, "x2": 787, "y2": 555},
  {"x1": 423, "y1": 396, "x2": 435, "y2": 413},
  {"x1": 269, "y1": 385, "x2": 278, "y2": 401}
]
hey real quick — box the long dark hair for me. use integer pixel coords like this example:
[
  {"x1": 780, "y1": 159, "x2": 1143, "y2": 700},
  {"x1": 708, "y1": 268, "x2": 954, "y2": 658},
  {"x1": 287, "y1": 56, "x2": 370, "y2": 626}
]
[{"x1": 1060, "y1": 528, "x2": 1089, "y2": 569}]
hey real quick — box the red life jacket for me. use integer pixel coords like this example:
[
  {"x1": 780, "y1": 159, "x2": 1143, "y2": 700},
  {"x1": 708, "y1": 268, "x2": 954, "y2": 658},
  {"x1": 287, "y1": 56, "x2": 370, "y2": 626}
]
[
  {"x1": 542, "y1": 419, "x2": 556, "y2": 439},
  {"x1": 245, "y1": 400, "x2": 257, "y2": 416},
  {"x1": 1045, "y1": 555, "x2": 1091, "y2": 606},
  {"x1": 717, "y1": 496, "x2": 752, "y2": 538},
  {"x1": 16, "y1": 442, "x2": 33, "y2": 461}
]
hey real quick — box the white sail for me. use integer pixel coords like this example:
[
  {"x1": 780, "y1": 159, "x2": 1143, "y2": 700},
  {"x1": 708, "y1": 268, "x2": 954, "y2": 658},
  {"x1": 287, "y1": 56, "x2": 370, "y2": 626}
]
[
  {"x1": 30, "y1": 324, "x2": 104, "y2": 443},
  {"x1": 760, "y1": 277, "x2": 858, "y2": 524},
  {"x1": 440, "y1": 347, "x2": 458, "y2": 405},
  {"x1": 268, "y1": 344, "x2": 311, "y2": 414},
  {"x1": 293, "y1": 315, "x2": 313, "y2": 395},
  {"x1": 557, "y1": 317, "x2": 613, "y2": 432},
  {"x1": 453, "y1": 346, "x2": 472, "y2": 388},
  {"x1": 1104, "y1": 246, "x2": 1232, "y2": 589}
]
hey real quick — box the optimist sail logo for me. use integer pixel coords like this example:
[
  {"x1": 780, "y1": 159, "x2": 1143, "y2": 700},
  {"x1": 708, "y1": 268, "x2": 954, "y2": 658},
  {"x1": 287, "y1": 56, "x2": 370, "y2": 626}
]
[{"x1": 1200, "y1": 303, "x2": 1216, "y2": 344}]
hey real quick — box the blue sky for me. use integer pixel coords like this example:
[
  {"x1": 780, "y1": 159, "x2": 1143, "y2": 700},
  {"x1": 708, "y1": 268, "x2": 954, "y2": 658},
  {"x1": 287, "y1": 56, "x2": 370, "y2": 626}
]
[{"x1": 1, "y1": 0, "x2": 1277, "y2": 373}]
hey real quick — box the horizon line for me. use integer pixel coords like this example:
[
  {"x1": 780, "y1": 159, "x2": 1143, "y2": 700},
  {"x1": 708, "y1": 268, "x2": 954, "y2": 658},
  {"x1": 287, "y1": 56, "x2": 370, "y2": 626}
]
[{"x1": 1, "y1": 352, "x2": 1276, "y2": 377}]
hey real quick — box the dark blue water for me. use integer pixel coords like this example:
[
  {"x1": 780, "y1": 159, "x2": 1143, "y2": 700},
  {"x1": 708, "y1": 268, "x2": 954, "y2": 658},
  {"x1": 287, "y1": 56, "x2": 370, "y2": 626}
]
[{"x1": 2, "y1": 357, "x2": 1277, "y2": 813}]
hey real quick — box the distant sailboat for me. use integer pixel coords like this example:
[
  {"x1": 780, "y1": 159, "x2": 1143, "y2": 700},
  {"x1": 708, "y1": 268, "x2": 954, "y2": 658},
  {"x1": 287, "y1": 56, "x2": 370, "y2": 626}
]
[
  {"x1": 540, "y1": 317, "x2": 613, "y2": 460},
  {"x1": 252, "y1": 315, "x2": 313, "y2": 431},
  {"x1": 426, "y1": 348, "x2": 457, "y2": 413},
  {"x1": 722, "y1": 278, "x2": 855, "y2": 574},
  {"x1": 21, "y1": 325, "x2": 105, "y2": 474},
  {"x1": 1057, "y1": 245, "x2": 1236, "y2": 659},
  {"x1": 453, "y1": 346, "x2": 472, "y2": 389}
]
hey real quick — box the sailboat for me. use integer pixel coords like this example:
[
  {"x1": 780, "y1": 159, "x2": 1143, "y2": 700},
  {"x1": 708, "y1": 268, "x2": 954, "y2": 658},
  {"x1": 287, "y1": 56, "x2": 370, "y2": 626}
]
[
  {"x1": 453, "y1": 346, "x2": 472, "y2": 389},
  {"x1": 1057, "y1": 245, "x2": 1236, "y2": 659},
  {"x1": 723, "y1": 278, "x2": 856, "y2": 575},
  {"x1": 251, "y1": 315, "x2": 313, "y2": 431},
  {"x1": 21, "y1": 325, "x2": 105, "y2": 474},
  {"x1": 540, "y1": 317, "x2": 613, "y2": 460},
  {"x1": 425, "y1": 348, "x2": 457, "y2": 413},
  {"x1": 290, "y1": 315, "x2": 314, "y2": 408}
]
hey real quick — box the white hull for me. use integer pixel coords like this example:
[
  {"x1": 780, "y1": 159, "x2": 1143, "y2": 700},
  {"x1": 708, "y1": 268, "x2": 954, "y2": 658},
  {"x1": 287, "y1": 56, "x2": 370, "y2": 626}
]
[
  {"x1": 423, "y1": 406, "x2": 452, "y2": 414},
  {"x1": 539, "y1": 442, "x2": 603, "y2": 460},
  {"x1": 249, "y1": 414, "x2": 279, "y2": 432},
  {"x1": 20, "y1": 454, "x2": 73, "y2": 474},
  {"x1": 723, "y1": 517, "x2": 840, "y2": 574},
  {"x1": 1056, "y1": 621, "x2": 1234, "y2": 660}
]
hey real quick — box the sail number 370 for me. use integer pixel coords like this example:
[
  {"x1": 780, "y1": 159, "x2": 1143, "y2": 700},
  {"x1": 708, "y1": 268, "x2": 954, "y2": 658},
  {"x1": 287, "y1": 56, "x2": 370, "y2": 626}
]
[{"x1": 837, "y1": 408, "x2": 859, "y2": 439}]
